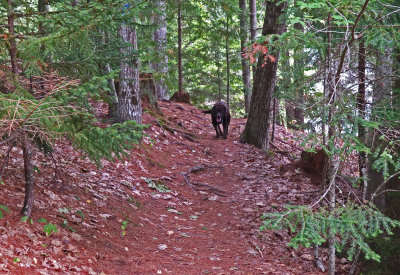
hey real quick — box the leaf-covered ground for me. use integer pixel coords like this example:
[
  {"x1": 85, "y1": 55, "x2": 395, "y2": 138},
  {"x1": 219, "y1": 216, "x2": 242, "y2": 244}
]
[{"x1": 0, "y1": 101, "x2": 353, "y2": 274}]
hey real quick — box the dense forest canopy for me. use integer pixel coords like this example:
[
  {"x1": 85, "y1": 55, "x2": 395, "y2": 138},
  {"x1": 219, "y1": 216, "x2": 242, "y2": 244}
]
[{"x1": 1, "y1": 0, "x2": 400, "y2": 274}]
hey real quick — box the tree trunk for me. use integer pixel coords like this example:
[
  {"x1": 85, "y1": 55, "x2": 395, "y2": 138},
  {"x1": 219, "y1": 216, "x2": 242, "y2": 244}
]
[
  {"x1": 152, "y1": 0, "x2": 168, "y2": 100},
  {"x1": 215, "y1": 46, "x2": 222, "y2": 101},
  {"x1": 293, "y1": 22, "x2": 305, "y2": 126},
  {"x1": 325, "y1": 14, "x2": 336, "y2": 275},
  {"x1": 7, "y1": 0, "x2": 18, "y2": 75},
  {"x1": 249, "y1": 0, "x2": 258, "y2": 80},
  {"x1": 271, "y1": 98, "x2": 277, "y2": 142},
  {"x1": 177, "y1": 0, "x2": 183, "y2": 93},
  {"x1": 239, "y1": 0, "x2": 251, "y2": 114},
  {"x1": 116, "y1": 25, "x2": 142, "y2": 124},
  {"x1": 357, "y1": 38, "x2": 367, "y2": 199},
  {"x1": 105, "y1": 63, "x2": 118, "y2": 119},
  {"x1": 225, "y1": 16, "x2": 230, "y2": 108},
  {"x1": 240, "y1": 1, "x2": 287, "y2": 150},
  {"x1": 367, "y1": 47, "x2": 393, "y2": 210},
  {"x1": 21, "y1": 133, "x2": 34, "y2": 218}
]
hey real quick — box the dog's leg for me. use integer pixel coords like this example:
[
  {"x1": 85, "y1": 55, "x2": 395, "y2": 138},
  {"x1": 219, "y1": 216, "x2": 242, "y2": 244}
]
[
  {"x1": 214, "y1": 124, "x2": 220, "y2": 138},
  {"x1": 223, "y1": 115, "x2": 230, "y2": 139},
  {"x1": 217, "y1": 124, "x2": 223, "y2": 138}
]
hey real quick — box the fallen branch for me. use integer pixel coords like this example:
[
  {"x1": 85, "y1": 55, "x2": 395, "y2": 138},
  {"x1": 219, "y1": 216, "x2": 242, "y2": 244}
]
[{"x1": 181, "y1": 172, "x2": 226, "y2": 197}]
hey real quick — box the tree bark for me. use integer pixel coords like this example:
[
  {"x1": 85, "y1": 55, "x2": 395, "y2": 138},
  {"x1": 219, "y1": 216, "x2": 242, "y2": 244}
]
[
  {"x1": 367, "y1": 47, "x2": 393, "y2": 210},
  {"x1": 293, "y1": 22, "x2": 305, "y2": 126},
  {"x1": 152, "y1": 0, "x2": 168, "y2": 100},
  {"x1": 357, "y1": 38, "x2": 367, "y2": 199},
  {"x1": 225, "y1": 16, "x2": 230, "y2": 108},
  {"x1": 249, "y1": 0, "x2": 258, "y2": 79},
  {"x1": 21, "y1": 133, "x2": 34, "y2": 218},
  {"x1": 215, "y1": 46, "x2": 222, "y2": 101},
  {"x1": 239, "y1": 0, "x2": 251, "y2": 115},
  {"x1": 116, "y1": 24, "x2": 142, "y2": 124},
  {"x1": 7, "y1": 0, "x2": 18, "y2": 75},
  {"x1": 177, "y1": 0, "x2": 183, "y2": 93},
  {"x1": 240, "y1": 1, "x2": 287, "y2": 150}
]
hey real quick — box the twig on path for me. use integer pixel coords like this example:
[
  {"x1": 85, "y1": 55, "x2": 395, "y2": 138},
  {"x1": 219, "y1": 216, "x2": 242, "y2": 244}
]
[
  {"x1": 181, "y1": 172, "x2": 226, "y2": 197},
  {"x1": 191, "y1": 181, "x2": 227, "y2": 197},
  {"x1": 181, "y1": 172, "x2": 196, "y2": 192},
  {"x1": 189, "y1": 164, "x2": 206, "y2": 173},
  {"x1": 189, "y1": 163, "x2": 224, "y2": 174}
]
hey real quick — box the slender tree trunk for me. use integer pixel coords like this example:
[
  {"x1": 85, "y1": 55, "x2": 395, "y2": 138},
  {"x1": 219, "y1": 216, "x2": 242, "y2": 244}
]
[
  {"x1": 21, "y1": 133, "x2": 34, "y2": 218},
  {"x1": 357, "y1": 39, "x2": 367, "y2": 199},
  {"x1": 240, "y1": 1, "x2": 287, "y2": 150},
  {"x1": 293, "y1": 23, "x2": 305, "y2": 126},
  {"x1": 116, "y1": 25, "x2": 142, "y2": 123},
  {"x1": 177, "y1": 0, "x2": 183, "y2": 93},
  {"x1": 215, "y1": 46, "x2": 222, "y2": 101},
  {"x1": 367, "y1": 47, "x2": 393, "y2": 210},
  {"x1": 225, "y1": 16, "x2": 230, "y2": 108},
  {"x1": 38, "y1": 0, "x2": 50, "y2": 31},
  {"x1": 152, "y1": 0, "x2": 168, "y2": 99},
  {"x1": 105, "y1": 63, "x2": 118, "y2": 119},
  {"x1": 7, "y1": 0, "x2": 18, "y2": 75},
  {"x1": 249, "y1": 0, "x2": 258, "y2": 80},
  {"x1": 325, "y1": 14, "x2": 336, "y2": 275},
  {"x1": 239, "y1": 0, "x2": 251, "y2": 114}
]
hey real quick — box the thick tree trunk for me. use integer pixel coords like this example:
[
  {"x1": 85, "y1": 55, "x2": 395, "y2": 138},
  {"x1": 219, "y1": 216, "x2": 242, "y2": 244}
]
[
  {"x1": 116, "y1": 25, "x2": 142, "y2": 124},
  {"x1": 177, "y1": 0, "x2": 183, "y2": 93},
  {"x1": 21, "y1": 134, "x2": 34, "y2": 218},
  {"x1": 240, "y1": 1, "x2": 287, "y2": 150},
  {"x1": 152, "y1": 0, "x2": 168, "y2": 100},
  {"x1": 239, "y1": 0, "x2": 251, "y2": 114}
]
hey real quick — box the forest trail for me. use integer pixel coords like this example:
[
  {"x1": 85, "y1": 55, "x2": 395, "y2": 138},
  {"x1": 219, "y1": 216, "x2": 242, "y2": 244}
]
[{"x1": 0, "y1": 101, "x2": 330, "y2": 274}]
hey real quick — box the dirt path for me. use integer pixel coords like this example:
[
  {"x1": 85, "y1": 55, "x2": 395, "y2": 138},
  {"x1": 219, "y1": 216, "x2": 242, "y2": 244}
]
[{"x1": 0, "y1": 101, "x2": 326, "y2": 274}]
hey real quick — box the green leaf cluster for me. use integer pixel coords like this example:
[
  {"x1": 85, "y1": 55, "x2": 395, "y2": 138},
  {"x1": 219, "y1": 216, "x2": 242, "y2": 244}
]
[{"x1": 260, "y1": 203, "x2": 400, "y2": 262}]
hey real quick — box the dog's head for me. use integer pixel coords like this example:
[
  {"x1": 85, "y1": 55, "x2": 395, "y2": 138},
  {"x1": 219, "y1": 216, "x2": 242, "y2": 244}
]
[{"x1": 216, "y1": 112, "x2": 223, "y2": 123}]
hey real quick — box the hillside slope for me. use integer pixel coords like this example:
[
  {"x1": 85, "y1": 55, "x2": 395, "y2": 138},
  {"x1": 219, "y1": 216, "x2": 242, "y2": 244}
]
[{"x1": 0, "y1": 101, "x2": 343, "y2": 274}]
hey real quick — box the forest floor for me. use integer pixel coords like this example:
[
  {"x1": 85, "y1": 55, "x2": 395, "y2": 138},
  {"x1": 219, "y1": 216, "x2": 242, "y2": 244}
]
[{"x1": 0, "y1": 101, "x2": 355, "y2": 274}]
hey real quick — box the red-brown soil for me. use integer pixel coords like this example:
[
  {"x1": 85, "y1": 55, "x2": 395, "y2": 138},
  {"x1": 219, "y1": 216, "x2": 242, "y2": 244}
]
[{"x1": 0, "y1": 101, "x2": 352, "y2": 274}]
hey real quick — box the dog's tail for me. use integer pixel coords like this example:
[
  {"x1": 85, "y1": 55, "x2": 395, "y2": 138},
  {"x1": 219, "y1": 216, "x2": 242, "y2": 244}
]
[{"x1": 203, "y1": 110, "x2": 212, "y2": 114}]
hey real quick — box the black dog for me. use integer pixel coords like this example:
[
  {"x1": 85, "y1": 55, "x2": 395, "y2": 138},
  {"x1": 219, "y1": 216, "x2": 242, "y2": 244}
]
[{"x1": 203, "y1": 101, "x2": 231, "y2": 139}]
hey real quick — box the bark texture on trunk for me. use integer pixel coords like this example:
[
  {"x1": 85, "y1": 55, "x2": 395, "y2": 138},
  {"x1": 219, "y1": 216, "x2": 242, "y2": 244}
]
[
  {"x1": 7, "y1": 0, "x2": 18, "y2": 75},
  {"x1": 21, "y1": 134, "x2": 34, "y2": 218},
  {"x1": 239, "y1": 0, "x2": 251, "y2": 114},
  {"x1": 293, "y1": 23, "x2": 305, "y2": 126},
  {"x1": 357, "y1": 39, "x2": 367, "y2": 199},
  {"x1": 367, "y1": 47, "x2": 393, "y2": 211},
  {"x1": 117, "y1": 25, "x2": 142, "y2": 124},
  {"x1": 225, "y1": 16, "x2": 230, "y2": 108},
  {"x1": 177, "y1": 0, "x2": 183, "y2": 93},
  {"x1": 152, "y1": 0, "x2": 168, "y2": 100},
  {"x1": 249, "y1": 0, "x2": 258, "y2": 79},
  {"x1": 240, "y1": 1, "x2": 287, "y2": 150}
]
